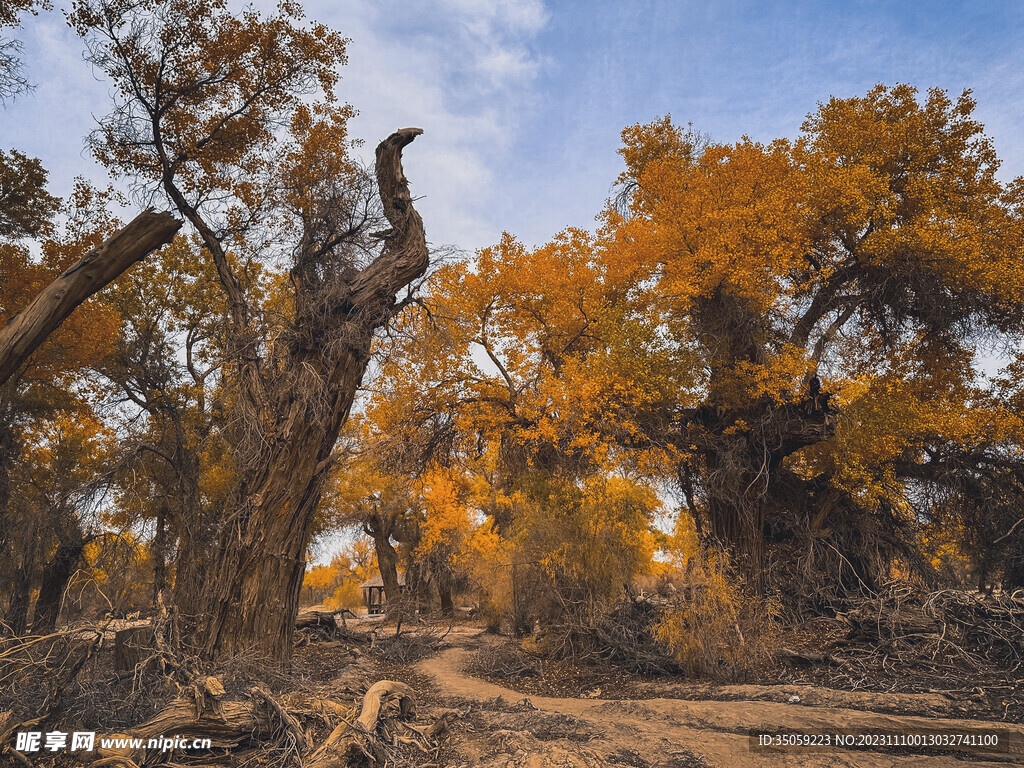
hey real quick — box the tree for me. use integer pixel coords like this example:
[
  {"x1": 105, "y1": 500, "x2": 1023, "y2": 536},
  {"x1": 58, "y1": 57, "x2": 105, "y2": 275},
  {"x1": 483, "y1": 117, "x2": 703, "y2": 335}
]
[
  {"x1": 0, "y1": 149, "x2": 59, "y2": 238},
  {"x1": 0, "y1": 186, "x2": 126, "y2": 634},
  {"x1": 70, "y1": 0, "x2": 430, "y2": 658},
  {"x1": 361, "y1": 230, "x2": 670, "y2": 630},
  {"x1": 100, "y1": 235, "x2": 226, "y2": 612},
  {"x1": 0, "y1": 0, "x2": 49, "y2": 102},
  {"x1": 329, "y1": 448, "x2": 417, "y2": 611},
  {"x1": 23, "y1": 413, "x2": 111, "y2": 633},
  {"x1": 0, "y1": 8, "x2": 180, "y2": 632},
  {"x1": 602, "y1": 85, "x2": 1024, "y2": 594}
]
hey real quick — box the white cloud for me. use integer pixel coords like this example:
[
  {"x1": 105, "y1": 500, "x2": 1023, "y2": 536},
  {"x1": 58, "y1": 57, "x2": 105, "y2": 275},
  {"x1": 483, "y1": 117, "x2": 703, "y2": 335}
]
[
  {"x1": 439, "y1": 0, "x2": 548, "y2": 37},
  {"x1": 303, "y1": 0, "x2": 549, "y2": 252}
]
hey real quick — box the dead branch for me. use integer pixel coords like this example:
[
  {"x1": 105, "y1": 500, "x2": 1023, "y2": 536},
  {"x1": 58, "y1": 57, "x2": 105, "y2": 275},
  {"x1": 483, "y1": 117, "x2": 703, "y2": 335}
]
[
  {"x1": 779, "y1": 647, "x2": 850, "y2": 668},
  {"x1": 0, "y1": 209, "x2": 181, "y2": 385},
  {"x1": 250, "y1": 686, "x2": 308, "y2": 752},
  {"x1": 306, "y1": 680, "x2": 416, "y2": 768}
]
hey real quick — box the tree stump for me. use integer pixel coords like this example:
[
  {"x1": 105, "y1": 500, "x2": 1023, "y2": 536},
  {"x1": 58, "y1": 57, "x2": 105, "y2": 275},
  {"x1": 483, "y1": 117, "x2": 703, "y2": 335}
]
[{"x1": 114, "y1": 626, "x2": 156, "y2": 671}]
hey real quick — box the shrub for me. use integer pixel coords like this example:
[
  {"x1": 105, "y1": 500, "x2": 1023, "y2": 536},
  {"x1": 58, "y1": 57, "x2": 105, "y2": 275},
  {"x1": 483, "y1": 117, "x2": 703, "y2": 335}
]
[{"x1": 654, "y1": 545, "x2": 781, "y2": 681}]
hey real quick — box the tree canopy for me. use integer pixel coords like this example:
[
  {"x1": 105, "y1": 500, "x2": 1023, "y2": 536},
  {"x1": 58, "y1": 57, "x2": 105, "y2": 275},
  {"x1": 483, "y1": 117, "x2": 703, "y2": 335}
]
[{"x1": 358, "y1": 84, "x2": 1024, "y2": 613}]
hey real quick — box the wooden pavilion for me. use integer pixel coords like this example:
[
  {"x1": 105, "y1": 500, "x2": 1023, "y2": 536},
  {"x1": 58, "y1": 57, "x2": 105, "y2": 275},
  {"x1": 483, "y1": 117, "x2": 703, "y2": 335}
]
[{"x1": 358, "y1": 572, "x2": 405, "y2": 615}]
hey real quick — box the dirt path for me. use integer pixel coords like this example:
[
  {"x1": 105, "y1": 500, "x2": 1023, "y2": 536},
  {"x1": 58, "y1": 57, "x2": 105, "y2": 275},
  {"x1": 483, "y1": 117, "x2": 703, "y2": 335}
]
[{"x1": 415, "y1": 629, "x2": 1024, "y2": 768}]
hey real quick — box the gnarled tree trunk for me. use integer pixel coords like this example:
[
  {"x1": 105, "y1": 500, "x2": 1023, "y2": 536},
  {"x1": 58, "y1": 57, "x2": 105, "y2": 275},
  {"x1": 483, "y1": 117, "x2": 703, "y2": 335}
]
[
  {"x1": 687, "y1": 397, "x2": 837, "y2": 591},
  {"x1": 365, "y1": 509, "x2": 402, "y2": 607},
  {"x1": 194, "y1": 129, "x2": 428, "y2": 660}
]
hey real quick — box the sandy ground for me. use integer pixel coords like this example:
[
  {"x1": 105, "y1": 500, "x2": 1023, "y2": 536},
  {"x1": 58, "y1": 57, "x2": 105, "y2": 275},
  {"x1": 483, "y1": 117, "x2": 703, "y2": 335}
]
[{"x1": 415, "y1": 628, "x2": 1024, "y2": 768}]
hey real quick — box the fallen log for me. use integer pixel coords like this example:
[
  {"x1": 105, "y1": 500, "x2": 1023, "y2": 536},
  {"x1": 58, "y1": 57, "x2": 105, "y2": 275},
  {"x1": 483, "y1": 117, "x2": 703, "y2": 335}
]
[
  {"x1": 779, "y1": 647, "x2": 850, "y2": 668},
  {"x1": 93, "y1": 677, "x2": 278, "y2": 764},
  {"x1": 296, "y1": 610, "x2": 340, "y2": 634},
  {"x1": 89, "y1": 675, "x2": 447, "y2": 767},
  {"x1": 842, "y1": 603, "x2": 940, "y2": 643}
]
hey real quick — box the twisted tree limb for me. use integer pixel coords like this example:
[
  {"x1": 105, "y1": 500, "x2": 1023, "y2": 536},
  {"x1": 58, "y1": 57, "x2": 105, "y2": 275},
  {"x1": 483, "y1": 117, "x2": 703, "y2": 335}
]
[
  {"x1": 0, "y1": 209, "x2": 181, "y2": 385},
  {"x1": 306, "y1": 680, "x2": 416, "y2": 768}
]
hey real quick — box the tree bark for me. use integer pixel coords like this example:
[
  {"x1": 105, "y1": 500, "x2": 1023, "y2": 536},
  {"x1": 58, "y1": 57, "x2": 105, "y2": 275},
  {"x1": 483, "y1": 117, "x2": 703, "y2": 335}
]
[
  {"x1": 192, "y1": 129, "x2": 427, "y2": 660},
  {"x1": 31, "y1": 534, "x2": 93, "y2": 634},
  {"x1": 3, "y1": 520, "x2": 36, "y2": 636},
  {"x1": 0, "y1": 209, "x2": 180, "y2": 386},
  {"x1": 113, "y1": 626, "x2": 156, "y2": 671},
  {"x1": 367, "y1": 512, "x2": 402, "y2": 607},
  {"x1": 4, "y1": 561, "x2": 31, "y2": 635},
  {"x1": 678, "y1": 393, "x2": 837, "y2": 592},
  {"x1": 437, "y1": 567, "x2": 454, "y2": 616},
  {"x1": 152, "y1": 502, "x2": 167, "y2": 608}
]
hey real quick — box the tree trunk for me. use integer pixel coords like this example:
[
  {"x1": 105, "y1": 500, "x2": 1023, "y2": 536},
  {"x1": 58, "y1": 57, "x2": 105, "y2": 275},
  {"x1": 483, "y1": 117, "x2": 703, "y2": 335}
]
[
  {"x1": 376, "y1": 537, "x2": 402, "y2": 608},
  {"x1": 404, "y1": 558, "x2": 432, "y2": 615},
  {"x1": 4, "y1": 563, "x2": 31, "y2": 635},
  {"x1": 439, "y1": 587, "x2": 453, "y2": 615},
  {"x1": 172, "y1": 486, "x2": 214, "y2": 628},
  {"x1": 1002, "y1": 534, "x2": 1024, "y2": 591},
  {"x1": 3, "y1": 520, "x2": 36, "y2": 635},
  {"x1": 191, "y1": 129, "x2": 427, "y2": 660},
  {"x1": 31, "y1": 534, "x2": 92, "y2": 634},
  {"x1": 197, "y1": 391, "x2": 349, "y2": 658},
  {"x1": 152, "y1": 502, "x2": 167, "y2": 607},
  {"x1": 366, "y1": 510, "x2": 403, "y2": 607},
  {"x1": 688, "y1": 396, "x2": 836, "y2": 593},
  {"x1": 0, "y1": 209, "x2": 180, "y2": 385},
  {"x1": 114, "y1": 625, "x2": 156, "y2": 671},
  {"x1": 437, "y1": 568, "x2": 454, "y2": 616},
  {"x1": 703, "y1": 439, "x2": 769, "y2": 591}
]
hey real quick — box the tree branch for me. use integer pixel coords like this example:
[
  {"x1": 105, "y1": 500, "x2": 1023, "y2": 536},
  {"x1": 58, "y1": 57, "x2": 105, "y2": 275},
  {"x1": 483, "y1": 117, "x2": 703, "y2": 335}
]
[{"x1": 0, "y1": 209, "x2": 181, "y2": 385}]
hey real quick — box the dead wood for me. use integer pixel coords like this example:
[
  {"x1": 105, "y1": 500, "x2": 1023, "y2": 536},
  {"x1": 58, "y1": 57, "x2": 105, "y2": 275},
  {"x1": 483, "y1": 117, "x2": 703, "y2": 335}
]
[
  {"x1": 86, "y1": 673, "x2": 449, "y2": 767},
  {"x1": 779, "y1": 647, "x2": 850, "y2": 668},
  {"x1": 545, "y1": 597, "x2": 681, "y2": 675},
  {"x1": 251, "y1": 686, "x2": 308, "y2": 752},
  {"x1": 842, "y1": 603, "x2": 939, "y2": 644},
  {"x1": 372, "y1": 620, "x2": 453, "y2": 663},
  {"x1": 296, "y1": 610, "x2": 340, "y2": 639},
  {"x1": 93, "y1": 676, "x2": 283, "y2": 763},
  {"x1": 473, "y1": 646, "x2": 543, "y2": 680},
  {"x1": 306, "y1": 680, "x2": 417, "y2": 768},
  {"x1": 0, "y1": 710, "x2": 34, "y2": 767},
  {"x1": 113, "y1": 626, "x2": 156, "y2": 672},
  {"x1": 0, "y1": 209, "x2": 180, "y2": 385},
  {"x1": 832, "y1": 582, "x2": 1024, "y2": 684}
]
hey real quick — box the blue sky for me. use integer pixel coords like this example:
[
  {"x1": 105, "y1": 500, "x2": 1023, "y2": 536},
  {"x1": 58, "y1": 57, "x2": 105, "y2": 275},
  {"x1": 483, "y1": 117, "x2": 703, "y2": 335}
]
[{"x1": 3, "y1": 0, "x2": 1023, "y2": 256}]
